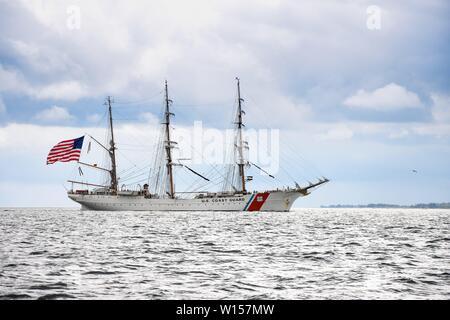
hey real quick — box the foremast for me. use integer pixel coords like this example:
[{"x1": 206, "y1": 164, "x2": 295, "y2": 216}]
[{"x1": 164, "y1": 81, "x2": 175, "y2": 198}]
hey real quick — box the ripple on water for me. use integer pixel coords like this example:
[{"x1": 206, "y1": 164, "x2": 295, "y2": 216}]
[
  {"x1": 394, "y1": 277, "x2": 419, "y2": 285},
  {"x1": 3, "y1": 263, "x2": 18, "y2": 268},
  {"x1": 82, "y1": 271, "x2": 121, "y2": 275},
  {"x1": 0, "y1": 293, "x2": 32, "y2": 300},
  {"x1": 29, "y1": 250, "x2": 48, "y2": 256},
  {"x1": 161, "y1": 249, "x2": 184, "y2": 254},
  {"x1": 426, "y1": 237, "x2": 450, "y2": 243},
  {"x1": 29, "y1": 282, "x2": 68, "y2": 290},
  {"x1": 37, "y1": 293, "x2": 76, "y2": 300},
  {"x1": 211, "y1": 249, "x2": 242, "y2": 254},
  {"x1": 342, "y1": 241, "x2": 362, "y2": 247}
]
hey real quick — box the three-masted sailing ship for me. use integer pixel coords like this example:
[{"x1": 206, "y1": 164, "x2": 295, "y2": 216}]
[{"x1": 64, "y1": 79, "x2": 328, "y2": 211}]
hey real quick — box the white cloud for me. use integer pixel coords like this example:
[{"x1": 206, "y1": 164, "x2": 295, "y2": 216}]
[
  {"x1": 0, "y1": 3, "x2": 407, "y2": 101},
  {"x1": 3, "y1": 119, "x2": 449, "y2": 160},
  {"x1": 0, "y1": 64, "x2": 87, "y2": 101},
  {"x1": 316, "y1": 125, "x2": 354, "y2": 141},
  {"x1": 388, "y1": 129, "x2": 409, "y2": 139},
  {"x1": 0, "y1": 96, "x2": 6, "y2": 114},
  {"x1": 35, "y1": 81, "x2": 88, "y2": 101},
  {"x1": 9, "y1": 39, "x2": 81, "y2": 75},
  {"x1": 412, "y1": 123, "x2": 450, "y2": 138},
  {"x1": 431, "y1": 94, "x2": 450, "y2": 123},
  {"x1": 141, "y1": 112, "x2": 159, "y2": 124},
  {"x1": 297, "y1": 121, "x2": 450, "y2": 142},
  {"x1": 34, "y1": 106, "x2": 75, "y2": 122},
  {"x1": 0, "y1": 64, "x2": 28, "y2": 93},
  {"x1": 244, "y1": 92, "x2": 312, "y2": 128},
  {"x1": 0, "y1": 0, "x2": 445, "y2": 121},
  {"x1": 0, "y1": 123, "x2": 100, "y2": 153},
  {"x1": 86, "y1": 113, "x2": 102, "y2": 123},
  {"x1": 343, "y1": 83, "x2": 422, "y2": 111}
]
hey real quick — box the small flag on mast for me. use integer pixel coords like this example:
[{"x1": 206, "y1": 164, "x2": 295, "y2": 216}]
[{"x1": 46, "y1": 136, "x2": 84, "y2": 165}]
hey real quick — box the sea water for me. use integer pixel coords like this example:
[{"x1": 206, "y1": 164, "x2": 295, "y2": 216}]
[{"x1": 0, "y1": 208, "x2": 449, "y2": 299}]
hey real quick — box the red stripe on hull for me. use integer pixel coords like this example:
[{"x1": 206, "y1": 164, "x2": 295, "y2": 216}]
[{"x1": 247, "y1": 192, "x2": 270, "y2": 211}]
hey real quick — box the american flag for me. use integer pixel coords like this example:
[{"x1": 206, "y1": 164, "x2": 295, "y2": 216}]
[{"x1": 47, "y1": 136, "x2": 84, "y2": 165}]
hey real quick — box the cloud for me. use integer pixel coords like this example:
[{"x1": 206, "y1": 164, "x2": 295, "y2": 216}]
[
  {"x1": 1, "y1": 1, "x2": 443, "y2": 109},
  {"x1": 0, "y1": 96, "x2": 5, "y2": 114},
  {"x1": 0, "y1": 64, "x2": 88, "y2": 101},
  {"x1": 2, "y1": 119, "x2": 448, "y2": 159},
  {"x1": 298, "y1": 121, "x2": 450, "y2": 141},
  {"x1": 0, "y1": 0, "x2": 446, "y2": 129},
  {"x1": 34, "y1": 106, "x2": 75, "y2": 122},
  {"x1": 431, "y1": 94, "x2": 450, "y2": 123},
  {"x1": 9, "y1": 39, "x2": 82, "y2": 75},
  {"x1": 316, "y1": 125, "x2": 354, "y2": 141},
  {"x1": 244, "y1": 93, "x2": 312, "y2": 127},
  {"x1": 343, "y1": 83, "x2": 422, "y2": 111},
  {"x1": 412, "y1": 123, "x2": 450, "y2": 138},
  {"x1": 0, "y1": 64, "x2": 28, "y2": 93},
  {"x1": 34, "y1": 81, "x2": 88, "y2": 101},
  {"x1": 0, "y1": 122, "x2": 102, "y2": 154},
  {"x1": 140, "y1": 112, "x2": 159, "y2": 124},
  {"x1": 387, "y1": 129, "x2": 409, "y2": 139},
  {"x1": 86, "y1": 113, "x2": 102, "y2": 123}
]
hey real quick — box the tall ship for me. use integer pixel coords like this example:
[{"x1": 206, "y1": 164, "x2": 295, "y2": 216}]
[{"x1": 53, "y1": 79, "x2": 328, "y2": 211}]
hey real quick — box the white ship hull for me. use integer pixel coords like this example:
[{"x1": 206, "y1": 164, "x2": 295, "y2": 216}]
[{"x1": 68, "y1": 190, "x2": 303, "y2": 212}]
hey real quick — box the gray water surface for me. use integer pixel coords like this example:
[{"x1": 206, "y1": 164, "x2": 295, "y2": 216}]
[{"x1": 0, "y1": 208, "x2": 449, "y2": 299}]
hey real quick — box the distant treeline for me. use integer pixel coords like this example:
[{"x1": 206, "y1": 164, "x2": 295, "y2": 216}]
[{"x1": 321, "y1": 203, "x2": 450, "y2": 209}]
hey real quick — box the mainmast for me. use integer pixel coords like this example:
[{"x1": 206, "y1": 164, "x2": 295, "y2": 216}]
[
  {"x1": 106, "y1": 96, "x2": 118, "y2": 194},
  {"x1": 236, "y1": 77, "x2": 247, "y2": 193},
  {"x1": 164, "y1": 81, "x2": 175, "y2": 198}
]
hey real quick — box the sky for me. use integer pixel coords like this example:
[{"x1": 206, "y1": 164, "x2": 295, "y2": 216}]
[{"x1": 0, "y1": 0, "x2": 449, "y2": 207}]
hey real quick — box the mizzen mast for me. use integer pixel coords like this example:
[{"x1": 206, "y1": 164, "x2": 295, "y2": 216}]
[
  {"x1": 164, "y1": 81, "x2": 175, "y2": 198},
  {"x1": 236, "y1": 77, "x2": 247, "y2": 193}
]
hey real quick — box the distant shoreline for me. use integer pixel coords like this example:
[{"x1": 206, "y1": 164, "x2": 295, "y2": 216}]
[{"x1": 321, "y1": 202, "x2": 450, "y2": 209}]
